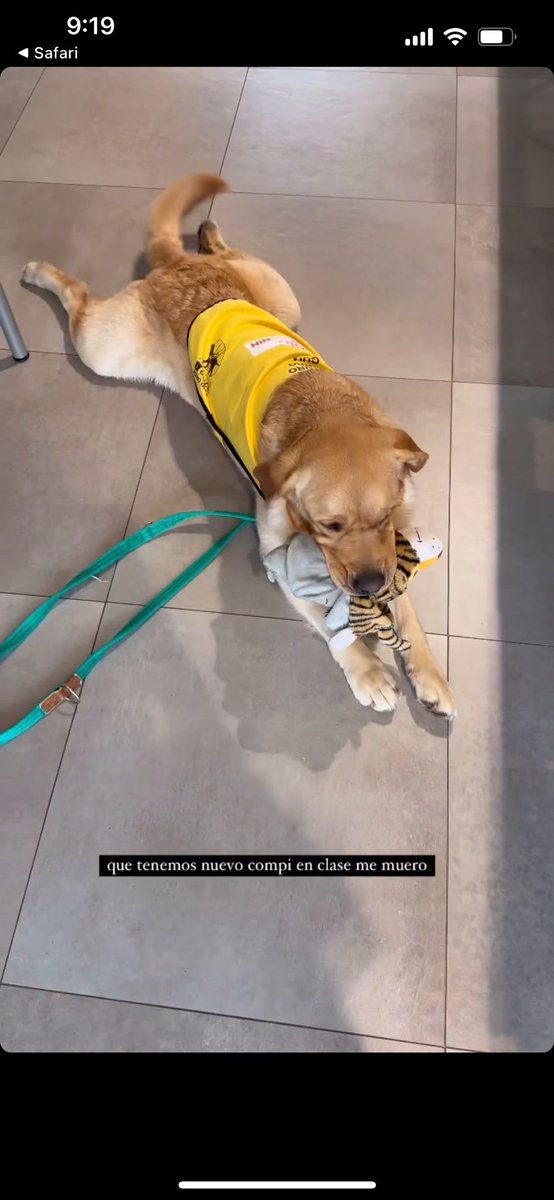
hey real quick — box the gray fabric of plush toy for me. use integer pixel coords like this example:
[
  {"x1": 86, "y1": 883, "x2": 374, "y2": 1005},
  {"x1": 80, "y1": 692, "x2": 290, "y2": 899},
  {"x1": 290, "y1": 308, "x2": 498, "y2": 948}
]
[{"x1": 263, "y1": 533, "x2": 350, "y2": 633}]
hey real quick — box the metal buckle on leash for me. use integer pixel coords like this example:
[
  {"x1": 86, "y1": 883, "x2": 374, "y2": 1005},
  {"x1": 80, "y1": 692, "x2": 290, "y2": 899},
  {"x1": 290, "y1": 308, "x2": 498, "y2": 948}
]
[{"x1": 40, "y1": 674, "x2": 83, "y2": 715}]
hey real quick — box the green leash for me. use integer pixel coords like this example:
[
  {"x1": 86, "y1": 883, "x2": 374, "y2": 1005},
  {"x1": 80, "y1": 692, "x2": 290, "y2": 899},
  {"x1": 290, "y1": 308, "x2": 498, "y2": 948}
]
[{"x1": 0, "y1": 510, "x2": 255, "y2": 748}]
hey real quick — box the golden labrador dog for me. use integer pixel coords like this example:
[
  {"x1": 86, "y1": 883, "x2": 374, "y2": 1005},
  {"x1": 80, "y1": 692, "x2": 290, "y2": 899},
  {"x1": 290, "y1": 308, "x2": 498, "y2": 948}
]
[{"x1": 21, "y1": 173, "x2": 455, "y2": 717}]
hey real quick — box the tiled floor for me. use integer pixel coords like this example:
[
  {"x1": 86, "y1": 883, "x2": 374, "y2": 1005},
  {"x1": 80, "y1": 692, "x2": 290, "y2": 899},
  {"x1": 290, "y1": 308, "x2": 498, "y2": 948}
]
[{"x1": 1, "y1": 66, "x2": 553, "y2": 1054}]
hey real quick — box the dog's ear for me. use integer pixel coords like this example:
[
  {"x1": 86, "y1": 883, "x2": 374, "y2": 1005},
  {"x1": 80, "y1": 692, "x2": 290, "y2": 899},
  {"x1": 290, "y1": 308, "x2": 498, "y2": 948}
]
[
  {"x1": 254, "y1": 458, "x2": 290, "y2": 500},
  {"x1": 393, "y1": 429, "x2": 429, "y2": 473},
  {"x1": 254, "y1": 450, "x2": 305, "y2": 500},
  {"x1": 255, "y1": 393, "x2": 317, "y2": 499}
]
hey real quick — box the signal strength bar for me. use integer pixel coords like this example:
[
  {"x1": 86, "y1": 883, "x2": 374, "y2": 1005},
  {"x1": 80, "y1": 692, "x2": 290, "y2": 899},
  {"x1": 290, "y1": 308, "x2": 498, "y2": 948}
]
[{"x1": 405, "y1": 28, "x2": 433, "y2": 46}]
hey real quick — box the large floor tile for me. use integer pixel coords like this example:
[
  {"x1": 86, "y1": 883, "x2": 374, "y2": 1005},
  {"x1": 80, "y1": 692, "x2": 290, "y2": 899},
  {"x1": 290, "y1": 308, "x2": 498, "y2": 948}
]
[
  {"x1": 457, "y1": 75, "x2": 554, "y2": 207},
  {"x1": 212, "y1": 192, "x2": 455, "y2": 379},
  {"x1": 0, "y1": 181, "x2": 209, "y2": 354},
  {"x1": 0, "y1": 986, "x2": 443, "y2": 1052},
  {"x1": 450, "y1": 384, "x2": 554, "y2": 643},
  {"x1": 224, "y1": 68, "x2": 455, "y2": 202},
  {"x1": 448, "y1": 637, "x2": 554, "y2": 1052},
  {"x1": 453, "y1": 205, "x2": 554, "y2": 387},
  {"x1": 5, "y1": 608, "x2": 448, "y2": 1045},
  {"x1": 109, "y1": 391, "x2": 294, "y2": 618},
  {"x1": 350, "y1": 377, "x2": 451, "y2": 634},
  {"x1": 0, "y1": 594, "x2": 103, "y2": 970},
  {"x1": 0, "y1": 67, "x2": 246, "y2": 187},
  {"x1": 0, "y1": 68, "x2": 42, "y2": 151},
  {"x1": 0, "y1": 352, "x2": 159, "y2": 597}
]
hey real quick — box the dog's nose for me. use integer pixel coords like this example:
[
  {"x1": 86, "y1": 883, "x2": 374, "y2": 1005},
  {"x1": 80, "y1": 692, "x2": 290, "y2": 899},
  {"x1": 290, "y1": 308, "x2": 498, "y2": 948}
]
[{"x1": 352, "y1": 569, "x2": 385, "y2": 595}]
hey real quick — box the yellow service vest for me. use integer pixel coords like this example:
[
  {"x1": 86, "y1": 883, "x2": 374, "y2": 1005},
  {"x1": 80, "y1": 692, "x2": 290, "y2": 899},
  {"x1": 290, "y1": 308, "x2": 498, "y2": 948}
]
[{"x1": 188, "y1": 300, "x2": 332, "y2": 493}]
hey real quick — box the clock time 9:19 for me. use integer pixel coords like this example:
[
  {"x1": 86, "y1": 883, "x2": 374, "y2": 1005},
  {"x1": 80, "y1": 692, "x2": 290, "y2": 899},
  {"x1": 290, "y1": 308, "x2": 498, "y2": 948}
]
[{"x1": 67, "y1": 17, "x2": 115, "y2": 34}]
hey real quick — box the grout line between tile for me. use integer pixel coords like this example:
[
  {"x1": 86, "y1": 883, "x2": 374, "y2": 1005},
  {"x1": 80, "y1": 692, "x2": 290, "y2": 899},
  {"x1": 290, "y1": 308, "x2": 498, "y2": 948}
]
[
  {"x1": 0, "y1": 68, "x2": 45, "y2": 157},
  {"x1": 0, "y1": 980, "x2": 445, "y2": 1050},
  {"x1": 0, "y1": 345, "x2": 455, "y2": 383},
  {"x1": 3, "y1": 351, "x2": 552, "y2": 393},
  {"x1": 446, "y1": 632, "x2": 554, "y2": 648},
  {"x1": 0, "y1": 588, "x2": 454, "y2": 634},
  {"x1": 212, "y1": 187, "x2": 457, "y2": 208},
  {"x1": 0, "y1": 178, "x2": 165, "y2": 192},
  {"x1": 208, "y1": 68, "x2": 250, "y2": 217},
  {"x1": 0, "y1": 589, "x2": 105, "y2": 604},
  {"x1": 4, "y1": 591, "x2": 550, "y2": 645},
  {"x1": 69, "y1": 599, "x2": 304, "y2": 624},
  {"x1": 444, "y1": 67, "x2": 459, "y2": 1050},
  {"x1": 4, "y1": 176, "x2": 552, "y2": 211},
  {"x1": 449, "y1": 379, "x2": 554, "y2": 392}
]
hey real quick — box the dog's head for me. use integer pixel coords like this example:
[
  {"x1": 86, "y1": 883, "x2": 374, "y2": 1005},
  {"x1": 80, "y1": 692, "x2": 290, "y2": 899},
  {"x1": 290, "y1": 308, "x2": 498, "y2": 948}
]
[{"x1": 256, "y1": 417, "x2": 428, "y2": 595}]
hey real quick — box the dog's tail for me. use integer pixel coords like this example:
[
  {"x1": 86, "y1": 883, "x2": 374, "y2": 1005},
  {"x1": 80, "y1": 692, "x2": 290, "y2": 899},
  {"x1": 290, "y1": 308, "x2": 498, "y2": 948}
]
[{"x1": 147, "y1": 173, "x2": 229, "y2": 269}]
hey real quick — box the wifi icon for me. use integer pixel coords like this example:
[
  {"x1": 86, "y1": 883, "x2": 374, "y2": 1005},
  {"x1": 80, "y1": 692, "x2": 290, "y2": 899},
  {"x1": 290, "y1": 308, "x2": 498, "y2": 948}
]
[{"x1": 443, "y1": 27, "x2": 467, "y2": 45}]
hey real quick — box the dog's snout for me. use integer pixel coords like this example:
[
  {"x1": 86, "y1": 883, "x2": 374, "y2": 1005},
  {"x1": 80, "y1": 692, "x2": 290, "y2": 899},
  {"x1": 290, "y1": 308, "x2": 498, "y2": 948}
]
[{"x1": 351, "y1": 569, "x2": 386, "y2": 596}]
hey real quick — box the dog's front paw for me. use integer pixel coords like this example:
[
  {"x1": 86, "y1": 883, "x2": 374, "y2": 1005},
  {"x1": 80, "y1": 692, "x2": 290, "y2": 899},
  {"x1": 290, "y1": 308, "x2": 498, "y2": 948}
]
[
  {"x1": 405, "y1": 659, "x2": 456, "y2": 720},
  {"x1": 343, "y1": 652, "x2": 400, "y2": 712}
]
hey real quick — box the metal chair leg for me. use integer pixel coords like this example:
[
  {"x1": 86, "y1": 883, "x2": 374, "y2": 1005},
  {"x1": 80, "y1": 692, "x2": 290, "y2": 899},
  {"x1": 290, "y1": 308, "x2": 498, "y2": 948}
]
[{"x1": 0, "y1": 284, "x2": 29, "y2": 362}]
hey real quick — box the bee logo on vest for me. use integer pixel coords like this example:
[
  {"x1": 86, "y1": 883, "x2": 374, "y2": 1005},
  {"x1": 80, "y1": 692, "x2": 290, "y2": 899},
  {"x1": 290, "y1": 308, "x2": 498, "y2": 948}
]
[{"x1": 193, "y1": 339, "x2": 226, "y2": 394}]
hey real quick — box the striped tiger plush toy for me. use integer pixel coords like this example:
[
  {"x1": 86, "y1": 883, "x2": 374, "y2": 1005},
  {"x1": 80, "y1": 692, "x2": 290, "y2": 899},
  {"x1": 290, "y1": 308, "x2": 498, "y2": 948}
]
[{"x1": 263, "y1": 528, "x2": 442, "y2": 654}]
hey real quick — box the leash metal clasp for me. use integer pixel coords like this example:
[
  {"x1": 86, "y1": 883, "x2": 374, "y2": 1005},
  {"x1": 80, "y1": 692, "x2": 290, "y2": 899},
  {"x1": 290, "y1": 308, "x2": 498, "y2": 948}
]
[{"x1": 40, "y1": 674, "x2": 83, "y2": 715}]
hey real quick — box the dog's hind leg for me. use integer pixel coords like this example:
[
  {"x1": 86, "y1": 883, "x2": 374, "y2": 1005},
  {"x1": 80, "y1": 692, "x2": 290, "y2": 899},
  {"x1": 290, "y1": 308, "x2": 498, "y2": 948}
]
[
  {"x1": 21, "y1": 260, "x2": 89, "y2": 340},
  {"x1": 21, "y1": 260, "x2": 185, "y2": 394},
  {"x1": 198, "y1": 218, "x2": 236, "y2": 257}
]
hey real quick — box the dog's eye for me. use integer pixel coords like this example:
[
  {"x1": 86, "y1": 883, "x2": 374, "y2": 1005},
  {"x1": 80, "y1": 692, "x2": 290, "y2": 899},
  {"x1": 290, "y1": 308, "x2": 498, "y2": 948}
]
[{"x1": 322, "y1": 521, "x2": 343, "y2": 533}]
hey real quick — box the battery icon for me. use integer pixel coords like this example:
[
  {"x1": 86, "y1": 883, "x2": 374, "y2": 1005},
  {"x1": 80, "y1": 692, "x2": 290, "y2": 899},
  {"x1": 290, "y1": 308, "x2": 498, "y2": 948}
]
[{"x1": 478, "y1": 27, "x2": 515, "y2": 45}]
